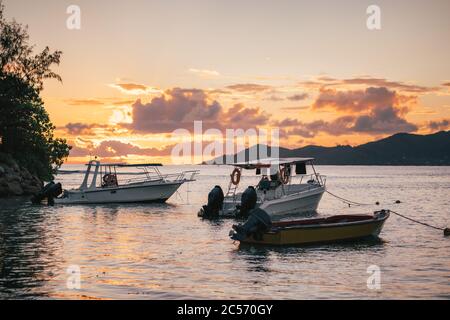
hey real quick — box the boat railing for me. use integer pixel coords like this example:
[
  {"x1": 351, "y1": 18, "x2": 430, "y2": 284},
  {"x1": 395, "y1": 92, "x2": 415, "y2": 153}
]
[
  {"x1": 297, "y1": 173, "x2": 326, "y2": 187},
  {"x1": 123, "y1": 170, "x2": 199, "y2": 185}
]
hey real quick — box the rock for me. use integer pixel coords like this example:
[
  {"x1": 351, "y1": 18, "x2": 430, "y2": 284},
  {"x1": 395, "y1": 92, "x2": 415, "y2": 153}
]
[
  {"x1": 5, "y1": 173, "x2": 20, "y2": 182},
  {"x1": 22, "y1": 184, "x2": 41, "y2": 195},
  {"x1": 0, "y1": 160, "x2": 43, "y2": 198},
  {"x1": 0, "y1": 184, "x2": 9, "y2": 196},
  {"x1": 20, "y1": 167, "x2": 32, "y2": 180},
  {"x1": 12, "y1": 163, "x2": 20, "y2": 172},
  {"x1": 7, "y1": 181, "x2": 23, "y2": 195}
]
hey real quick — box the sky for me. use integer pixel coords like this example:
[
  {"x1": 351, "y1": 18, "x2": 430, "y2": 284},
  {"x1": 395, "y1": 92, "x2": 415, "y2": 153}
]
[{"x1": 4, "y1": 0, "x2": 450, "y2": 163}]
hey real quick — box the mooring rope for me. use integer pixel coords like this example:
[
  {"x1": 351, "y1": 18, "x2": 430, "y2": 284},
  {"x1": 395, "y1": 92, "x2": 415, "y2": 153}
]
[
  {"x1": 325, "y1": 190, "x2": 375, "y2": 206},
  {"x1": 325, "y1": 189, "x2": 449, "y2": 235},
  {"x1": 389, "y1": 210, "x2": 446, "y2": 232}
]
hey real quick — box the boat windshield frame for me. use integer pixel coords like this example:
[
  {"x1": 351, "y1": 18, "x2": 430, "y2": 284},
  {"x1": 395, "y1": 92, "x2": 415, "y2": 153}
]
[
  {"x1": 80, "y1": 160, "x2": 199, "y2": 190},
  {"x1": 224, "y1": 158, "x2": 325, "y2": 198}
]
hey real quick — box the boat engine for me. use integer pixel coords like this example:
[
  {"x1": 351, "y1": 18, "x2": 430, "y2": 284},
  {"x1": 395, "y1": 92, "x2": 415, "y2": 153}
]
[
  {"x1": 231, "y1": 208, "x2": 272, "y2": 241},
  {"x1": 200, "y1": 185, "x2": 224, "y2": 217},
  {"x1": 31, "y1": 181, "x2": 63, "y2": 205},
  {"x1": 238, "y1": 186, "x2": 257, "y2": 218}
]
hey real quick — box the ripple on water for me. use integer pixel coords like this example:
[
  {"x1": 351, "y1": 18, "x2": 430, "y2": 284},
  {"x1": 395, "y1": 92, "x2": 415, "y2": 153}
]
[{"x1": 1, "y1": 165, "x2": 450, "y2": 299}]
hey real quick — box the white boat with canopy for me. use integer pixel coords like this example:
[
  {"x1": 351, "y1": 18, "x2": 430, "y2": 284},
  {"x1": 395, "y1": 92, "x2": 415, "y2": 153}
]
[
  {"x1": 54, "y1": 160, "x2": 199, "y2": 204},
  {"x1": 199, "y1": 157, "x2": 326, "y2": 219}
]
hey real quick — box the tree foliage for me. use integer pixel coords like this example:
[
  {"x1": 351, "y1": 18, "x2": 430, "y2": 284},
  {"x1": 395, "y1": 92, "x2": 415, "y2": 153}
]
[{"x1": 0, "y1": 1, "x2": 70, "y2": 180}]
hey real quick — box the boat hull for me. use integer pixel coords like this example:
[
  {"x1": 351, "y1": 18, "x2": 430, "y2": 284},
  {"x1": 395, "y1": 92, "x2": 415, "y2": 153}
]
[
  {"x1": 219, "y1": 186, "x2": 325, "y2": 218},
  {"x1": 260, "y1": 186, "x2": 324, "y2": 218},
  {"x1": 238, "y1": 211, "x2": 389, "y2": 246},
  {"x1": 55, "y1": 182, "x2": 183, "y2": 204}
]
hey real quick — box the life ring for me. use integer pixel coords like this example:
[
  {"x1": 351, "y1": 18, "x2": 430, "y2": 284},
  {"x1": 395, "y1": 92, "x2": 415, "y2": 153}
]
[
  {"x1": 231, "y1": 168, "x2": 241, "y2": 185},
  {"x1": 103, "y1": 174, "x2": 117, "y2": 186},
  {"x1": 279, "y1": 167, "x2": 290, "y2": 185}
]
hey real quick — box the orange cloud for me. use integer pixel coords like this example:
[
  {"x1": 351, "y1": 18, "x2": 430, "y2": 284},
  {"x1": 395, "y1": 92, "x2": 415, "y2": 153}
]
[
  {"x1": 226, "y1": 83, "x2": 273, "y2": 92},
  {"x1": 109, "y1": 83, "x2": 162, "y2": 95},
  {"x1": 428, "y1": 119, "x2": 449, "y2": 131},
  {"x1": 65, "y1": 99, "x2": 105, "y2": 106},
  {"x1": 125, "y1": 88, "x2": 269, "y2": 133},
  {"x1": 276, "y1": 86, "x2": 418, "y2": 137},
  {"x1": 70, "y1": 140, "x2": 174, "y2": 158},
  {"x1": 299, "y1": 76, "x2": 438, "y2": 94}
]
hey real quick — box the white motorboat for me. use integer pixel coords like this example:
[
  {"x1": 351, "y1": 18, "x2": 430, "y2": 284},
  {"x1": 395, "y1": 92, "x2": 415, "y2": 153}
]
[
  {"x1": 54, "y1": 160, "x2": 198, "y2": 204},
  {"x1": 199, "y1": 157, "x2": 326, "y2": 219}
]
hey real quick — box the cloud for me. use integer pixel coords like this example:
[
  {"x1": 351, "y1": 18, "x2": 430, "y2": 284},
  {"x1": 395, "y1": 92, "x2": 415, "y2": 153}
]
[
  {"x1": 265, "y1": 95, "x2": 284, "y2": 101},
  {"x1": 222, "y1": 103, "x2": 269, "y2": 128},
  {"x1": 299, "y1": 76, "x2": 437, "y2": 93},
  {"x1": 282, "y1": 116, "x2": 354, "y2": 138},
  {"x1": 313, "y1": 87, "x2": 403, "y2": 112},
  {"x1": 278, "y1": 86, "x2": 418, "y2": 137},
  {"x1": 281, "y1": 109, "x2": 417, "y2": 138},
  {"x1": 226, "y1": 83, "x2": 273, "y2": 92},
  {"x1": 109, "y1": 83, "x2": 162, "y2": 95},
  {"x1": 280, "y1": 106, "x2": 309, "y2": 111},
  {"x1": 272, "y1": 118, "x2": 301, "y2": 127},
  {"x1": 442, "y1": 82, "x2": 450, "y2": 87},
  {"x1": 70, "y1": 140, "x2": 174, "y2": 158},
  {"x1": 125, "y1": 88, "x2": 269, "y2": 133},
  {"x1": 65, "y1": 99, "x2": 105, "y2": 106},
  {"x1": 65, "y1": 123, "x2": 100, "y2": 135},
  {"x1": 110, "y1": 99, "x2": 136, "y2": 106},
  {"x1": 352, "y1": 106, "x2": 418, "y2": 134},
  {"x1": 63, "y1": 123, "x2": 119, "y2": 136},
  {"x1": 188, "y1": 68, "x2": 220, "y2": 77},
  {"x1": 428, "y1": 119, "x2": 450, "y2": 131},
  {"x1": 287, "y1": 93, "x2": 309, "y2": 101}
]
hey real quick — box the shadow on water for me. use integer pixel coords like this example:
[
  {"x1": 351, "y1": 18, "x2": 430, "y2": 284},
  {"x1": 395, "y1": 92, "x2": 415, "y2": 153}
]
[
  {"x1": 231, "y1": 237, "x2": 387, "y2": 273},
  {"x1": 51, "y1": 201, "x2": 177, "y2": 211},
  {"x1": 236, "y1": 236, "x2": 386, "y2": 253},
  {"x1": 0, "y1": 198, "x2": 61, "y2": 299}
]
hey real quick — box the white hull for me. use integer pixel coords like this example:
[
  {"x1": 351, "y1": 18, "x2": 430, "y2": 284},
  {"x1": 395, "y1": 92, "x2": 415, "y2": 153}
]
[
  {"x1": 220, "y1": 186, "x2": 325, "y2": 218},
  {"x1": 55, "y1": 181, "x2": 183, "y2": 204},
  {"x1": 260, "y1": 187, "x2": 324, "y2": 218}
]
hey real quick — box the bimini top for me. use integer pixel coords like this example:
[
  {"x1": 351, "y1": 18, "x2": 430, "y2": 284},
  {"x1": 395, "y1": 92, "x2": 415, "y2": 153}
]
[
  {"x1": 86, "y1": 161, "x2": 162, "y2": 167},
  {"x1": 231, "y1": 157, "x2": 314, "y2": 169}
]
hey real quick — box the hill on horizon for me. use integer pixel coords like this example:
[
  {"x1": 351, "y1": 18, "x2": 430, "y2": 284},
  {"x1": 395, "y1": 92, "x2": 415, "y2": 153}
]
[{"x1": 207, "y1": 131, "x2": 450, "y2": 165}]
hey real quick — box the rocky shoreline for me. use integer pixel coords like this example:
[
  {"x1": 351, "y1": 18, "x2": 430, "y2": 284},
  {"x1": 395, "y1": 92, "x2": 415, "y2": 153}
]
[{"x1": 0, "y1": 161, "x2": 43, "y2": 197}]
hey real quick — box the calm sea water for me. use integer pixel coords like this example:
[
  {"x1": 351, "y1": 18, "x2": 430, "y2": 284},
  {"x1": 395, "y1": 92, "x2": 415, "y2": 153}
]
[{"x1": 0, "y1": 165, "x2": 449, "y2": 299}]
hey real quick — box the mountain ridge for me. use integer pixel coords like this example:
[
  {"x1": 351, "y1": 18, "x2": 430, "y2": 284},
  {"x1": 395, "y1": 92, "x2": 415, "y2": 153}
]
[{"x1": 207, "y1": 131, "x2": 450, "y2": 165}]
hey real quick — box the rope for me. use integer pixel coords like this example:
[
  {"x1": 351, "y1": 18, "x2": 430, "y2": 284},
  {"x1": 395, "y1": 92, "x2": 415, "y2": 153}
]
[
  {"x1": 324, "y1": 189, "x2": 449, "y2": 235},
  {"x1": 325, "y1": 190, "x2": 374, "y2": 206},
  {"x1": 390, "y1": 210, "x2": 445, "y2": 231}
]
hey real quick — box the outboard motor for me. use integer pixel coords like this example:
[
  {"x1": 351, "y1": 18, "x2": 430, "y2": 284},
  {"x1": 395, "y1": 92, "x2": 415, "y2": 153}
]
[
  {"x1": 231, "y1": 208, "x2": 272, "y2": 241},
  {"x1": 200, "y1": 185, "x2": 224, "y2": 218},
  {"x1": 238, "y1": 186, "x2": 257, "y2": 218},
  {"x1": 31, "y1": 181, "x2": 63, "y2": 205}
]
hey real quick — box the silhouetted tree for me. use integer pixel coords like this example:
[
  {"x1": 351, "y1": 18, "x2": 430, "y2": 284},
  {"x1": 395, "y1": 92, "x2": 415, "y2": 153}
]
[{"x1": 0, "y1": 1, "x2": 70, "y2": 180}]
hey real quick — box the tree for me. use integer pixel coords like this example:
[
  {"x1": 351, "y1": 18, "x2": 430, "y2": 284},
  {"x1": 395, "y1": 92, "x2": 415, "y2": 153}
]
[{"x1": 0, "y1": 1, "x2": 70, "y2": 180}]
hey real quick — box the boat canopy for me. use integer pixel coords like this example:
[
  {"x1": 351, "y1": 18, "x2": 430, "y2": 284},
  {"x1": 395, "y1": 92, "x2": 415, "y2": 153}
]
[
  {"x1": 231, "y1": 157, "x2": 314, "y2": 169},
  {"x1": 116, "y1": 163, "x2": 163, "y2": 167},
  {"x1": 85, "y1": 162, "x2": 163, "y2": 167}
]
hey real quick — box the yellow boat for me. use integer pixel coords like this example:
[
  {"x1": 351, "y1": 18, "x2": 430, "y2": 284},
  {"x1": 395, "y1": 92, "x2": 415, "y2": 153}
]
[{"x1": 230, "y1": 209, "x2": 390, "y2": 246}]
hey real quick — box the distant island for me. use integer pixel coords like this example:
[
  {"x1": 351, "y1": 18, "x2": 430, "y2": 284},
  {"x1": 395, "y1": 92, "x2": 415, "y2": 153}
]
[{"x1": 207, "y1": 131, "x2": 450, "y2": 166}]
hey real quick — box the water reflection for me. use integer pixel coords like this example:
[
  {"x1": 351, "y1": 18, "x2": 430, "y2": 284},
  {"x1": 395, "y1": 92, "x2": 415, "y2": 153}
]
[
  {"x1": 1, "y1": 165, "x2": 449, "y2": 299},
  {"x1": 0, "y1": 199, "x2": 61, "y2": 298}
]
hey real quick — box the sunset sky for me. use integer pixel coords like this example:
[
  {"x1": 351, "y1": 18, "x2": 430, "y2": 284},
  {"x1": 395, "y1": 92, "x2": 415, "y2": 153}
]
[{"x1": 4, "y1": 0, "x2": 450, "y2": 163}]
